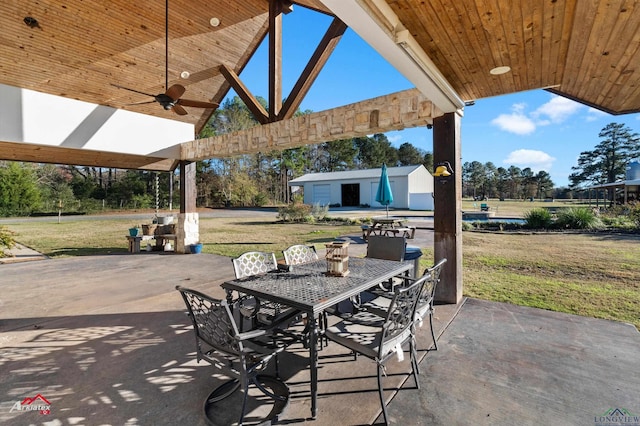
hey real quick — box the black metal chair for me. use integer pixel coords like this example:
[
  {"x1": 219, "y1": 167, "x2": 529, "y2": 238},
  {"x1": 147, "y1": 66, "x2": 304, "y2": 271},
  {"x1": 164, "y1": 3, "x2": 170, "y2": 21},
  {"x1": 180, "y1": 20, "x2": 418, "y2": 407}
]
[
  {"x1": 231, "y1": 251, "x2": 301, "y2": 329},
  {"x1": 282, "y1": 244, "x2": 331, "y2": 347},
  {"x1": 361, "y1": 258, "x2": 447, "y2": 352},
  {"x1": 324, "y1": 276, "x2": 425, "y2": 425},
  {"x1": 282, "y1": 244, "x2": 318, "y2": 265},
  {"x1": 414, "y1": 258, "x2": 447, "y2": 351},
  {"x1": 176, "y1": 286, "x2": 289, "y2": 425}
]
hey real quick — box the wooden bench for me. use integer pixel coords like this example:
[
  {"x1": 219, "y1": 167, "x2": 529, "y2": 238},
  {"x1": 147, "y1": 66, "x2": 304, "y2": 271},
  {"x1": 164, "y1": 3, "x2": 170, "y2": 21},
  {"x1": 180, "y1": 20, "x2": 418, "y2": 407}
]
[
  {"x1": 126, "y1": 234, "x2": 177, "y2": 253},
  {"x1": 382, "y1": 226, "x2": 416, "y2": 239}
]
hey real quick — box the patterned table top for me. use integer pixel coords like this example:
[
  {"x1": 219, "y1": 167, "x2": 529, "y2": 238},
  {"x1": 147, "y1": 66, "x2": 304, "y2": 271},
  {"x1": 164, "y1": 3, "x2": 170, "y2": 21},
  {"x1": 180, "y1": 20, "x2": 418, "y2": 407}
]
[{"x1": 222, "y1": 257, "x2": 412, "y2": 314}]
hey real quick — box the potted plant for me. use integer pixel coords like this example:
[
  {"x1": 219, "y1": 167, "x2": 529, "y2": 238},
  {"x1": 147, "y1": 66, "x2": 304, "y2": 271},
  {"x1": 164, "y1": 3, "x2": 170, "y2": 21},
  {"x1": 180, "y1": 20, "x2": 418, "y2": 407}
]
[{"x1": 128, "y1": 225, "x2": 140, "y2": 237}]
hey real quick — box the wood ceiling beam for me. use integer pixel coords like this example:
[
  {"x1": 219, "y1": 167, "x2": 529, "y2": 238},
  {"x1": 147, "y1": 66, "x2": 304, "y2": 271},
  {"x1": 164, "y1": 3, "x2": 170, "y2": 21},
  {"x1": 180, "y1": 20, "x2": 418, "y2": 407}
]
[
  {"x1": 219, "y1": 64, "x2": 270, "y2": 124},
  {"x1": 0, "y1": 141, "x2": 177, "y2": 171},
  {"x1": 269, "y1": 0, "x2": 287, "y2": 121},
  {"x1": 181, "y1": 88, "x2": 442, "y2": 160},
  {"x1": 195, "y1": 22, "x2": 271, "y2": 134},
  {"x1": 279, "y1": 17, "x2": 347, "y2": 120}
]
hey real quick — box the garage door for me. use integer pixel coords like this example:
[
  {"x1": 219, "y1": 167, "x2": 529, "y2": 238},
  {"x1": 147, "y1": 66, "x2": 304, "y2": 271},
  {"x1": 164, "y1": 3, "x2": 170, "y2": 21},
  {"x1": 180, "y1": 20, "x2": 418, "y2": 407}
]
[{"x1": 312, "y1": 184, "x2": 331, "y2": 205}]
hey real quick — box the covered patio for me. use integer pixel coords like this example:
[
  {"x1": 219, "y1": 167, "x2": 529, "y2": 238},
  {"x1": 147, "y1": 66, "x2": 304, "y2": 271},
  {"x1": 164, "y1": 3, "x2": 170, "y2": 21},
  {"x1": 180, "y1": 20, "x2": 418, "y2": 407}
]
[
  {"x1": 1, "y1": 250, "x2": 638, "y2": 424},
  {"x1": 2, "y1": 0, "x2": 640, "y2": 424}
]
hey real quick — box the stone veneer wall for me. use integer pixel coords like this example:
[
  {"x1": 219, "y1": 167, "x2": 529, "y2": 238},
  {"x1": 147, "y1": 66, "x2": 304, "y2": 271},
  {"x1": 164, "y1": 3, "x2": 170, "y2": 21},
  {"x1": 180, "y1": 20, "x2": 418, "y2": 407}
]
[{"x1": 176, "y1": 213, "x2": 199, "y2": 254}]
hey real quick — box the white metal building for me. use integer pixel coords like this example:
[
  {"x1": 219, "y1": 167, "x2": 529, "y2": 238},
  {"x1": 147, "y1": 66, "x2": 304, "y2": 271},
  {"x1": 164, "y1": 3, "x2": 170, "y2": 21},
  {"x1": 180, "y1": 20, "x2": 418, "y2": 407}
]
[{"x1": 288, "y1": 165, "x2": 434, "y2": 210}]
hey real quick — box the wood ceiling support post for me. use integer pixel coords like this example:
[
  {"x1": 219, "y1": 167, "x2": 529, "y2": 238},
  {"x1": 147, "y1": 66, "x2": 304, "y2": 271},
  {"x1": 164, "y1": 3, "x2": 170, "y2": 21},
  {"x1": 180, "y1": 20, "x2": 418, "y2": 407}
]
[
  {"x1": 269, "y1": 0, "x2": 284, "y2": 121},
  {"x1": 433, "y1": 112, "x2": 463, "y2": 304},
  {"x1": 179, "y1": 161, "x2": 196, "y2": 213}
]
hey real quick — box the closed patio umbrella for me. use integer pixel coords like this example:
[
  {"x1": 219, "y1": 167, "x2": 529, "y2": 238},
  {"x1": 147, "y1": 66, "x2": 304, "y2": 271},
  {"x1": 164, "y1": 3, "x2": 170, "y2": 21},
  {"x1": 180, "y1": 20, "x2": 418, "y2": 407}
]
[{"x1": 375, "y1": 163, "x2": 393, "y2": 217}]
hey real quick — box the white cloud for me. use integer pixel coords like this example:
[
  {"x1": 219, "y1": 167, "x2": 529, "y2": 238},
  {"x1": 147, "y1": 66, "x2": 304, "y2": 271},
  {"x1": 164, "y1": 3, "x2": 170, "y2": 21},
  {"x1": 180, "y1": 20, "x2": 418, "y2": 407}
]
[
  {"x1": 531, "y1": 96, "x2": 582, "y2": 124},
  {"x1": 491, "y1": 104, "x2": 536, "y2": 135},
  {"x1": 504, "y1": 149, "x2": 556, "y2": 171},
  {"x1": 386, "y1": 134, "x2": 403, "y2": 143},
  {"x1": 586, "y1": 107, "x2": 608, "y2": 122},
  {"x1": 491, "y1": 95, "x2": 586, "y2": 135}
]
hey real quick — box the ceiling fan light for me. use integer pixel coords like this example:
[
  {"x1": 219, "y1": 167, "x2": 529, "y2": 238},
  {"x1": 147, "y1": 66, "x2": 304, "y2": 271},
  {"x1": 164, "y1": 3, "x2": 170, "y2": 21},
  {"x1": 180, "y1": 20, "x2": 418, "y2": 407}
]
[
  {"x1": 490, "y1": 66, "x2": 511, "y2": 75},
  {"x1": 180, "y1": 71, "x2": 190, "y2": 79}
]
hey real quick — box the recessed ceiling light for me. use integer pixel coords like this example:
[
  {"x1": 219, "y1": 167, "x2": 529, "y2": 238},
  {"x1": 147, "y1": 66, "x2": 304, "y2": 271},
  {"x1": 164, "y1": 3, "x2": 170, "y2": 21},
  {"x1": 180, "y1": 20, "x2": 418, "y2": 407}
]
[
  {"x1": 180, "y1": 71, "x2": 190, "y2": 79},
  {"x1": 490, "y1": 66, "x2": 511, "y2": 75},
  {"x1": 210, "y1": 17, "x2": 220, "y2": 27}
]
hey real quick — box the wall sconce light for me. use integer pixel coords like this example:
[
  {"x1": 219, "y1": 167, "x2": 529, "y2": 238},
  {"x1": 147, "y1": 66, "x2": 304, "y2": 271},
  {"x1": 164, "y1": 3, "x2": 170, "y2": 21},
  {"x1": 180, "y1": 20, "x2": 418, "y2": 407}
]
[{"x1": 433, "y1": 161, "x2": 454, "y2": 183}]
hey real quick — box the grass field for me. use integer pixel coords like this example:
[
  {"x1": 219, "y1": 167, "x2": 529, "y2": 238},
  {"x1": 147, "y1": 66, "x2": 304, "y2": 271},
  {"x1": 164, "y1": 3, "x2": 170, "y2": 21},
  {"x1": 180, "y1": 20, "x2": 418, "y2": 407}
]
[
  {"x1": 4, "y1": 213, "x2": 639, "y2": 330},
  {"x1": 460, "y1": 198, "x2": 595, "y2": 217}
]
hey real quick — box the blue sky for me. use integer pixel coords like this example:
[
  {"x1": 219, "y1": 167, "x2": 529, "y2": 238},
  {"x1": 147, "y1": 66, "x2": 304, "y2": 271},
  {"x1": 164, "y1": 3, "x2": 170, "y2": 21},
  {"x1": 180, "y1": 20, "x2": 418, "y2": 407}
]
[{"x1": 224, "y1": 7, "x2": 640, "y2": 188}]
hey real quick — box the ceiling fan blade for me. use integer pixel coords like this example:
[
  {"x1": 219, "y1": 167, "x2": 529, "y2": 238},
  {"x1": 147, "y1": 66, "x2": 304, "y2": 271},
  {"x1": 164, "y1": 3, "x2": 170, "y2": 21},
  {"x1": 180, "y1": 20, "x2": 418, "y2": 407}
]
[
  {"x1": 172, "y1": 104, "x2": 188, "y2": 116},
  {"x1": 111, "y1": 84, "x2": 155, "y2": 98},
  {"x1": 177, "y1": 99, "x2": 219, "y2": 109},
  {"x1": 165, "y1": 84, "x2": 185, "y2": 101}
]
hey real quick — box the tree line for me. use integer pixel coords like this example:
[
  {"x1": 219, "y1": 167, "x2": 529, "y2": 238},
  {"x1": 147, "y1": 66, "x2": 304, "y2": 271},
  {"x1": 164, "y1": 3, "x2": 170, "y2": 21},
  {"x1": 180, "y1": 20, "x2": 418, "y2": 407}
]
[
  {"x1": 462, "y1": 161, "x2": 555, "y2": 200},
  {"x1": 0, "y1": 93, "x2": 637, "y2": 217}
]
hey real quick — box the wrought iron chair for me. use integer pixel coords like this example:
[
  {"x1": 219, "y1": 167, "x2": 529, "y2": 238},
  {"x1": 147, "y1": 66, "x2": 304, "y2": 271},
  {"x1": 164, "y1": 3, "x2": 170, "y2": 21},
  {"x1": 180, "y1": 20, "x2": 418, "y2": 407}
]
[
  {"x1": 176, "y1": 286, "x2": 289, "y2": 425},
  {"x1": 232, "y1": 251, "x2": 279, "y2": 278},
  {"x1": 231, "y1": 251, "x2": 301, "y2": 331},
  {"x1": 324, "y1": 276, "x2": 425, "y2": 425},
  {"x1": 282, "y1": 244, "x2": 330, "y2": 347},
  {"x1": 282, "y1": 244, "x2": 318, "y2": 265},
  {"x1": 361, "y1": 258, "x2": 447, "y2": 353},
  {"x1": 414, "y1": 258, "x2": 447, "y2": 351}
]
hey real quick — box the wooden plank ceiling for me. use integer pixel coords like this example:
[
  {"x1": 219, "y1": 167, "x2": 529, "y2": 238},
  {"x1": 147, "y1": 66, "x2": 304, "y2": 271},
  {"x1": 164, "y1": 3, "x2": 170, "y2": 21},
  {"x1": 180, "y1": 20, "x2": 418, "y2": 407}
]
[
  {"x1": 0, "y1": 0, "x2": 332, "y2": 133},
  {"x1": 0, "y1": 0, "x2": 638, "y2": 169},
  {"x1": 386, "y1": 0, "x2": 640, "y2": 114}
]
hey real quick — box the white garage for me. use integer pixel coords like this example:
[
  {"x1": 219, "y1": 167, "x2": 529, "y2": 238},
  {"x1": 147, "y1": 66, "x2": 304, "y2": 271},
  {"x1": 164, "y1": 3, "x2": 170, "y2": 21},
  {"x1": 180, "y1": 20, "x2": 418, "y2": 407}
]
[{"x1": 289, "y1": 165, "x2": 434, "y2": 210}]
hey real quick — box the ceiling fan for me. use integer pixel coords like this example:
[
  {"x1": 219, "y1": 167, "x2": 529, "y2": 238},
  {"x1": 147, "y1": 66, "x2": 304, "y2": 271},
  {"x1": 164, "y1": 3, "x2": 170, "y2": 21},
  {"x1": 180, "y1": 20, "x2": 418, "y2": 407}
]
[{"x1": 111, "y1": 0, "x2": 218, "y2": 116}]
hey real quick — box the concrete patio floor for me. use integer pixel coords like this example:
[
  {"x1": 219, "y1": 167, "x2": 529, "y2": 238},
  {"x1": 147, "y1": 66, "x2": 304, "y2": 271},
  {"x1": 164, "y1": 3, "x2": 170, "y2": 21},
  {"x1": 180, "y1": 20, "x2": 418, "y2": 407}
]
[{"x1": 1, "y1": 240, "x2": 639, "y2": 425}]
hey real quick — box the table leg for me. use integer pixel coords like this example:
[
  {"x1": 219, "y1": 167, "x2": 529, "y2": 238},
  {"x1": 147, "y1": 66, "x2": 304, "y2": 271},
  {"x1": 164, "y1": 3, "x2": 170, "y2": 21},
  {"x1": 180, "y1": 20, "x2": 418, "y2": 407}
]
[{"x1": 309, "y1": 315, "x2": 318, "y2": 419}]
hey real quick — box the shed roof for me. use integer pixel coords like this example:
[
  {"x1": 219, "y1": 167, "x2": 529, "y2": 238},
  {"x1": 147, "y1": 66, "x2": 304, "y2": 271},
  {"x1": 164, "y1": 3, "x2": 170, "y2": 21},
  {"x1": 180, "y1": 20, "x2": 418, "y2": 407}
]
[
  {"x1": 289, "y1": 164, "x2": 426, "y2": 184},
  {"x1": 587, "y1": 179, "x2": 640, "y2": 189}
]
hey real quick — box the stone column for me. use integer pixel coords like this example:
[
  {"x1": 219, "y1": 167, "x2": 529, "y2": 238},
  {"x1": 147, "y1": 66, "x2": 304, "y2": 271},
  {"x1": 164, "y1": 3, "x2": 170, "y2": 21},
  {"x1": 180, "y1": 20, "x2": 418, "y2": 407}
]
[{"x1": 177, "y1": 161, "x2": 198, "y2": 254}]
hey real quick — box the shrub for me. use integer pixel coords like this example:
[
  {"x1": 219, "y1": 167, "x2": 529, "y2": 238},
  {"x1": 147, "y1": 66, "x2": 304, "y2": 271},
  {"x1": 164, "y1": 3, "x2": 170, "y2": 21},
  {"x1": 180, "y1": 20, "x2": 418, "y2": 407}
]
[
  {"x1": 524, "y1": 208, "x2": 553, "y2": 229},
  {"x1": 461, "y1": 221, "x2": 475, "y2": 231},
  {"x1": 630, "y1": 203, "x2": 640, "y2": 228},
  {"x1": 556, "y1": 207, "x2": 600, "y2": 229},
  {"x1": 311, "y1": 202, "x2": 329, "y2": 220},
  {"x1": 0, "y1": 226, "x2": 16, "y2": 258},
  {"x1": 253, "y1": 192, "x2": 269, "y2": 207},
  {"x1": 277, "y1": 203, "x2": 312, "y2": 222}
]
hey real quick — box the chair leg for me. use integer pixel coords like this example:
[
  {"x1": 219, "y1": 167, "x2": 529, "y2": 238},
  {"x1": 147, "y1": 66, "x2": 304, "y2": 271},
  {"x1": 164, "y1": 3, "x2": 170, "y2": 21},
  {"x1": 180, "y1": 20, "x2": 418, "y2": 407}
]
[
  {"x1": 410, "y1": 339, "x2": 420, "y2": 389},
  {"x1": 377, "y1": 365, "x2": 389, "y2": 425},
  {"x1": 429, "y1": 312, "x2": 438, "y2": 351},
  {"x1": 239, "y1": 379, "x2": 250, "y2": 426},
  {"x1": 411, "y1": 333, "x2": 421, "y2": 376}
]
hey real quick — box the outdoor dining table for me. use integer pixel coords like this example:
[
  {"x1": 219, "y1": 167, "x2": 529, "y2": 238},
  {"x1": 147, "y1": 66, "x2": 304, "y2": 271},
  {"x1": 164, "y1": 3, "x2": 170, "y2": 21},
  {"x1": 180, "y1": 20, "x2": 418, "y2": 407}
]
[{"x1": 221, "y1": 256, "x2": 413, "y2": 419}]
